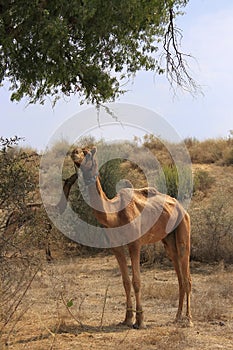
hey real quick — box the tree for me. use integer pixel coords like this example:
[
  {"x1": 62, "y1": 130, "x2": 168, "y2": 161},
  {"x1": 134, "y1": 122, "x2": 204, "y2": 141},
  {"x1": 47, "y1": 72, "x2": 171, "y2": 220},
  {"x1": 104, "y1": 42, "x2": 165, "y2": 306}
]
[
  {"x1": 0, "y1": 0, "x2": 195, "y2": 105},
  {"x1": 0, "y1": 137, "x2": 37, "y2": 210}
]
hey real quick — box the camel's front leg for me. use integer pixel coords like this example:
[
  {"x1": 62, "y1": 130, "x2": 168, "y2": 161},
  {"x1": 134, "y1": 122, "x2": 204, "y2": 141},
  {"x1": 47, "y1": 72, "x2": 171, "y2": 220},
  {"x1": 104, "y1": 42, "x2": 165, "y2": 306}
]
[
  {"x1": 112, "y1": 247, "x2": 134, "y2": 327},
  {"x1": 128, "y1": 243, "x2": 146, "y2": 329}
]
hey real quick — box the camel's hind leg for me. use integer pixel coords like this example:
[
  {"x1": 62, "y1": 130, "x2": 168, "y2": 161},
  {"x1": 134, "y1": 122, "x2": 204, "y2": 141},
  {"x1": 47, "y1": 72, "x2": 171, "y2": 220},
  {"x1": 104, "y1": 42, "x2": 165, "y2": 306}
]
[
  {"x1": 162, "y1": 218, "x2": 192, "y2": 326},
  {"x1": 176, "y1": 215, "x2": 192, "y2": 325}
]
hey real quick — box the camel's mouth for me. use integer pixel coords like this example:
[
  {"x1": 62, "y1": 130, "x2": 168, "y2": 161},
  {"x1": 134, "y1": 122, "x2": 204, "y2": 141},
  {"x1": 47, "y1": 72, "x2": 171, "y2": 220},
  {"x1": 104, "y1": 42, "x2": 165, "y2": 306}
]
[{"x1": 73, "y1": 161, "x2": 81, "y2": 168}]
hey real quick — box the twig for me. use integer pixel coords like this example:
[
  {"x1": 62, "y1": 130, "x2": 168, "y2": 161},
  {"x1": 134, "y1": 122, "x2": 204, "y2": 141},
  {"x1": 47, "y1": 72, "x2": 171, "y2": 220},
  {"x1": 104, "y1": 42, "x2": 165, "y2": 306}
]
[
  {"x1": 100, "y1": 283, "x2": 109, "y2": 329},
  {"x1": 4, "y1": 303, "x2": 35, "y2": 346},
  {"x1": 48, "y1": 318, "x2": 61, "y2": 350},
  {"x1": 96, "y1": 103, "x2": 124, "y2": 128},
  {"x1": 117, "y1": 328, "x2": 131, "y2": 346},
  {"x1": 0, "y1": 267, "x2": 39, "y2": 333},
  {"x1": 162, "y1": 7, "x2": 201, "y2": 95},
  {"x1": 60, "y1": 292, "x2": 84, "y2": 328},
  {"x1": 78, "y1": 296, "x2": 86, "y2": 313}
]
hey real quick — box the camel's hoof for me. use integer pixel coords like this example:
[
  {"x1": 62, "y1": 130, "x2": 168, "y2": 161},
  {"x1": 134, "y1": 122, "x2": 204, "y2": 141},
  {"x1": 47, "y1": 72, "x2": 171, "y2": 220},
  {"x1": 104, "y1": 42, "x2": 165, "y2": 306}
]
[
  {"x1": 117, "y1": 321, "x2": 133, "y2": 328},
  {"x1": 133, "y1": 323, "x2": 146, "y2": 330},
  {"x1": 187, "y1": 320, "x2": 194, "y2": 328},
  {"x1": 174, "y1": 318, "x2": 193, "y2": 328}
]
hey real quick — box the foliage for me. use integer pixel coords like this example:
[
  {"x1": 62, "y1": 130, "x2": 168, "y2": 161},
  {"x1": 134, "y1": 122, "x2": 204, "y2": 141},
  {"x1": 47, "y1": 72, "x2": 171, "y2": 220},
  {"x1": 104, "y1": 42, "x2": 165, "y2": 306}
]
[
  {"x1": 0, "y1": 157, "x2": 33, "y2": 208},
  {"x1": 100, "y1": 158, "x2": 124, "y2": 199},
  {"x1": 222, "y1": 147, "x2": 233, "y2": 165},
  {"x1": 193, "y1": 169, "x2": 215, "y2": 195},
  {"x1": 0, "y1": 138, "x2": 38, "y2": 209},
  {"x1": 0, "y1": 0, "x2": 193, "y2": 105},
  {"x1": 0, "y1": 136, "x2": 24, "y2": 151},
  {"x1": 143, "y1": 134, "x2": 166, "y2": 152},
  {"x1": 155, "y1": 164, "x2": 192, "y2": 200},
  {"x1": 185, "y1": 138, "x2": 233, "y2": 165},
  {"x1": 0, "y1": 137, "x2": 40, "y2": 343},
  {"x1": 190, "y1": 193, "x2": 233, "y2": 263},
  {"x1": 156, "y1": 165, "x2": 177, "y2": 197}
]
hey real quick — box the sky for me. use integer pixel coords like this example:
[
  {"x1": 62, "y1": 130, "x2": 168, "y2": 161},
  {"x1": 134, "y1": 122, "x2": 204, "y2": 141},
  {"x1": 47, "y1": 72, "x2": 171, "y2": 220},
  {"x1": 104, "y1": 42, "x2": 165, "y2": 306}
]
[{"x1": 1, "y1": 0, "x2": 233, "y2": 151}]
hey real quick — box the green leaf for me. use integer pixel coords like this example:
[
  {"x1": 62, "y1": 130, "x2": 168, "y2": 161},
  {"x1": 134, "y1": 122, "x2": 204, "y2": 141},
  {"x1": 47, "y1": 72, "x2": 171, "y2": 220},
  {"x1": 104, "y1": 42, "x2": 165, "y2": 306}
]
[{"x1": 66, "y1": 299, "x2": 74, "y2": 308}]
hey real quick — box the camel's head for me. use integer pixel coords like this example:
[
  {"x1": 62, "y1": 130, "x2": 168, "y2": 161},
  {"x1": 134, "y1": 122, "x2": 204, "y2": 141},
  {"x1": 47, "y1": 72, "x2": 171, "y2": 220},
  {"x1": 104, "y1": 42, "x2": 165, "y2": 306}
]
[{"x1": 71, "y1": 147, "x2": 98, "y2": 185}]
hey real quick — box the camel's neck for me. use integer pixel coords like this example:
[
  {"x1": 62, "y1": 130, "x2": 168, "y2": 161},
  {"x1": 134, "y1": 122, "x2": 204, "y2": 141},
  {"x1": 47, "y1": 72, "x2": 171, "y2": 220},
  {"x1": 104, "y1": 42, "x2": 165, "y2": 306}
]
[
  {"x1": 92, "y1": 177, "x2": 109, "y2": 203},
  {"x1": 86, "y1": 177, "x2": 118, "y2": 227}
]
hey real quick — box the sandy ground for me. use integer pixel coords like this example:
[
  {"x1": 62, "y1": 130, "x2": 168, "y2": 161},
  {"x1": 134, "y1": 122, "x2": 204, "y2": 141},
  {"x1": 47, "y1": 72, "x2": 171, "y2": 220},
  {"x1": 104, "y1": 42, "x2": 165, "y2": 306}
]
[{"x1": 1, "y1": 254, "x2": 233, "y2": 350}]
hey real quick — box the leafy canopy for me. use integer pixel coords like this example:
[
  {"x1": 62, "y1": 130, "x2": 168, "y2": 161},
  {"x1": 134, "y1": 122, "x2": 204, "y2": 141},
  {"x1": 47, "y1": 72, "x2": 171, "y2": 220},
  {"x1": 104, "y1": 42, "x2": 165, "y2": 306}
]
[{"x1": 0, "y1": 0, "x2": 191, "y2": 105}]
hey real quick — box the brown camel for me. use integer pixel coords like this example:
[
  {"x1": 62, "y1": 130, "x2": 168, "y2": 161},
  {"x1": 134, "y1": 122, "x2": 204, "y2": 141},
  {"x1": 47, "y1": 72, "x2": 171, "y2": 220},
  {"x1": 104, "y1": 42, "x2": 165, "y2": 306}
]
[
  {"x1": 71, "y1": 147, "x2": 192, "y2": 329},
  {"x1": 56, "y1": 173, "x2": 78, "y2": 214}
]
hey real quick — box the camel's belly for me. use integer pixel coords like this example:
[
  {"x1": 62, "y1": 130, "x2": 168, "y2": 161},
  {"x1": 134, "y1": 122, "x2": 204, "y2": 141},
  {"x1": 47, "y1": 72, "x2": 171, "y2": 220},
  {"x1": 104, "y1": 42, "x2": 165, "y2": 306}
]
[{"x1": 139, "y1": 226, "x2": 167, "y2": 245}]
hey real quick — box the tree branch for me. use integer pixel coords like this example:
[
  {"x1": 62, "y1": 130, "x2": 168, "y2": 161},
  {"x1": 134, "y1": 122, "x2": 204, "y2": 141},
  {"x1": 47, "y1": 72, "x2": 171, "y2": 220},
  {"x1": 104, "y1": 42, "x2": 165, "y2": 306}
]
[{"x1": 162, "y1": 8, "x2": 200, "y2": 95}]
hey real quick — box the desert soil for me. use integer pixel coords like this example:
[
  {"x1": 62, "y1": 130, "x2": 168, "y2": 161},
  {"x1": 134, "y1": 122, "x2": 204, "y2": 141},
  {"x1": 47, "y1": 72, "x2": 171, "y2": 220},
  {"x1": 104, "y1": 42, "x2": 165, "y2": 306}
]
[{"x1": 1, "y1": 253, "x2": 233, "y2": 350}]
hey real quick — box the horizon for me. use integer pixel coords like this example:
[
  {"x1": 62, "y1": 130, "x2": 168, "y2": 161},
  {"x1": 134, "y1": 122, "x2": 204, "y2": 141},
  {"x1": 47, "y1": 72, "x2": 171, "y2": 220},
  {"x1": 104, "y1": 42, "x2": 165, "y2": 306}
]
[{"x1": 4, "y1": 130, "x2": 232, "y2": 154}]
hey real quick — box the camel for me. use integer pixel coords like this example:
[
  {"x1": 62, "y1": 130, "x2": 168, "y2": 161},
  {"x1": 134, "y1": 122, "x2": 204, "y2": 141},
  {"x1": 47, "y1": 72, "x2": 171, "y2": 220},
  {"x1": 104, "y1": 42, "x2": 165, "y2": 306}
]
[
  {"x1": 71, "y1": 146, "x2": 192, "y2": 329},
  {"x1": 56, "y1": 173, "x2": 78, "y2": 214}
]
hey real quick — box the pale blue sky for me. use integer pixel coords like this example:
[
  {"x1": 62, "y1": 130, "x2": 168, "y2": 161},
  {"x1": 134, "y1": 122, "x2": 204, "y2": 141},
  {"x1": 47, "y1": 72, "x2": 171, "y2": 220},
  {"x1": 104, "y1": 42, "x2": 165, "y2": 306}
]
[{"x1": 1, "y1": 0, "x2": 233, "y2": 151}]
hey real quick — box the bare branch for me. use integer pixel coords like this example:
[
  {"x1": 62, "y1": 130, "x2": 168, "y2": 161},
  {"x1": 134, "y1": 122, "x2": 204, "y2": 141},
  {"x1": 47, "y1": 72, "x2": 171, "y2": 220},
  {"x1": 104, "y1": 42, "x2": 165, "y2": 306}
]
[
  {"x1": 0, "y1": 136, "x2": 25, "y2": 152},
  {"x1": 162, "y1": 8, "x2": 201, "y2": 95}
]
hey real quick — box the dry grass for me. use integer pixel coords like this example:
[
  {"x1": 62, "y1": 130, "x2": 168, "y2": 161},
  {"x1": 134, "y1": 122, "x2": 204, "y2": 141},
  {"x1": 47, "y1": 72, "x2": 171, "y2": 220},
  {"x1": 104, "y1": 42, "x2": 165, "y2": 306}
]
[
  {"x1": 1, "y1": 255, "x2": 233, "y2": 350},
  {"x1": 192, "y1": 268, "x2": 233, "y2": 323},
  {"x1": 184, "y1": 137, "x2": 233, "y2": 165},
  {"x1": 143, "y1": 279, "x2": 178, "y2": 306}
]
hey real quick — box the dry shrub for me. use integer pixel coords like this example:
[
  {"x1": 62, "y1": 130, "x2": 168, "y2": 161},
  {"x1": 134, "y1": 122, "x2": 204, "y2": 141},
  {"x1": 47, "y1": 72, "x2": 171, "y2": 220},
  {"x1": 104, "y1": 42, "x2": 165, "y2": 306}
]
[
  {"x1": 143, "y1": 281, "x2": 178, "y2": 306},
  {"x1": 140, "y1": 243, "x2": 166, "y2": 266},
  {"x1": 189, "y1": 192, "x2": 233, "y2": 263},
  {"x1": 186, "y1": 138, "x2": 232, "y2": 164},
  {"x1": 208, "y1": 271, "x2": 233, "y2": 299},
  {"x1": 193, "y1": 271, "x2": 233, "y2": 322},
  {"x1": 194, "y1": 290, "x2": 224, "y2": 322},
  {"x1": 0, "y1": 255, "x2": 41, "y2": 346},
  {"x1": 193, "y1": 169, "x2": 215, "y2": 195},
  {"x1": 222, "y1": 147, "x2": 233, "y2": 165},
  {"x1": 121, "y1": 163, "x2": 147, "y2": 188}
]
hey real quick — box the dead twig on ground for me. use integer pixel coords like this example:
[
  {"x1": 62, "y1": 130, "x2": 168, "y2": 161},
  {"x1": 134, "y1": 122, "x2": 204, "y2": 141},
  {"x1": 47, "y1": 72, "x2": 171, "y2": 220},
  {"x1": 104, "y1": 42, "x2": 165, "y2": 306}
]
[
  {"x1": 60, "y1": 292, "x2": 84, "y2": 328},
  {"x1": 100, "y1": 283, "x2": 109, "y2": 330}
]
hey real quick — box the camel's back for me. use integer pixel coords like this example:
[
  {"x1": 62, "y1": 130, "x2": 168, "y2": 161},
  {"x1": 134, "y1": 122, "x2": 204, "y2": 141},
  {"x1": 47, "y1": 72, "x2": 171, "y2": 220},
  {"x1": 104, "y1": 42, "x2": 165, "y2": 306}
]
[{"x1": 130, "y1": 187, "x2": 189, "y2": 244}]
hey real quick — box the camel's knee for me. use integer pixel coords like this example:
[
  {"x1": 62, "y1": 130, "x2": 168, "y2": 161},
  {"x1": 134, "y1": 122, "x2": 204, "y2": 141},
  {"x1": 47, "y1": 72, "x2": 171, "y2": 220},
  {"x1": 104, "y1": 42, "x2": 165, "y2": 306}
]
[
  {"x1": 179, "y1": 244, "x2": 186, "y2": 258},
  {"x1": 179, "y1": 267, "x2": 191, "y2": 293},
  {"x1": 177, "y1": 241, "x2": 190, "y2": 258},
  {"x1": 132, "y1": 279, "x2": 141, "y2": 294}
]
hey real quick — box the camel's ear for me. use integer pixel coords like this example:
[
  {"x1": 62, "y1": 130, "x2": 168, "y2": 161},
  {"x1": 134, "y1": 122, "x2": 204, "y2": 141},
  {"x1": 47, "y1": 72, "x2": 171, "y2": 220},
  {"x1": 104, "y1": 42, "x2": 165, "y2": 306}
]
[{"x1": 91, "y1": 147, "x2": 97, "y2": 156}]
